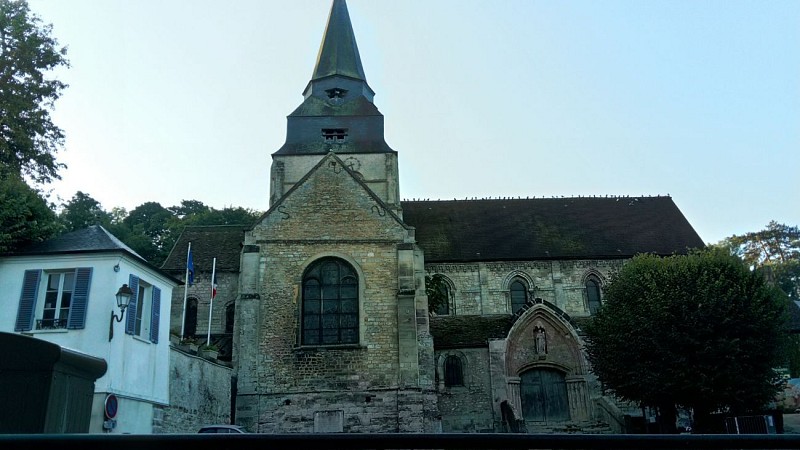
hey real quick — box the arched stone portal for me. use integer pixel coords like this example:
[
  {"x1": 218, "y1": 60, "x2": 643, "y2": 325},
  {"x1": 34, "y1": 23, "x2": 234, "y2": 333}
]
[{"x1": 497, "y1": 303, "x2": 592, "y2": 426}]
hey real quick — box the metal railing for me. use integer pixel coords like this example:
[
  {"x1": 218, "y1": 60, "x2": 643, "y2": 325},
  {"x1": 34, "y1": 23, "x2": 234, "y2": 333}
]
[
  {"x1": 2, "y1": 433, "x2": 800, "y2": 449},
  {"x1": 35, "y1": 318, "x2": 67, "y2": 330}
]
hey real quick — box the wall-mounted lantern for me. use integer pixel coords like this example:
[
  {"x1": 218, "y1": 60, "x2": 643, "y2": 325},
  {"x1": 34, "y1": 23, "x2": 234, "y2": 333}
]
[{"x1": 108, "y1": 284, "x2": 133, "y2": 341}]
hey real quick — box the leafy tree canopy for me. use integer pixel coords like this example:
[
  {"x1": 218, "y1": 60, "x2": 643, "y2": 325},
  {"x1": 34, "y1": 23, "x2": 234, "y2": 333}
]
[
  {"x1": 0, "y1": 172, "x2": 60, "y2": 252},
  {"x1": 0, "y1": 0, "x2": 69, "y2": 183},
  {"x1": 719, "y1": 221, "x2": 800, "y2": 300},
  {"x1": 585, "y1": 249, "x2": 787, "y2": 432},
  {"x1": 59, "y1": 191, "x2": 111, "y2": 232}
]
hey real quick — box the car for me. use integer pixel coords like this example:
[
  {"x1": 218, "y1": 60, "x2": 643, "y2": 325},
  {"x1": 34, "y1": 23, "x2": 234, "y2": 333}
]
[{"x1": 198, "y1": 425, "x2": 246, "y2": 434}]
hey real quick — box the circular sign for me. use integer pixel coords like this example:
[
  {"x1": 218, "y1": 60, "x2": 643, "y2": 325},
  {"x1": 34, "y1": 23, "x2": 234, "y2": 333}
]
[{"x1": 104, "y1": 394, "x2": 118, "y2": 420}]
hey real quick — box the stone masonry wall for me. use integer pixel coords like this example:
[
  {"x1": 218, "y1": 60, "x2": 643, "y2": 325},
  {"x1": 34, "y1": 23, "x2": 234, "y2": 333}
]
[
  {"x1": 157, "y1": 345, "x2": 232, "y2": 433},
  {"x1": 236, "y1": 153, "x2": 434, "y2": 432},
  {"x1": 435, "y1": 348, "x2": 494, "y2": 432},
  {"x1": 249, "y1": 388, "x2": 437, "y2": 433},
  {"x1": 427, "y1": 260, "x2": 624, "y2": 317},
  {"x1": 169, "y1": 271, "x2": 238, "y2": 339}
]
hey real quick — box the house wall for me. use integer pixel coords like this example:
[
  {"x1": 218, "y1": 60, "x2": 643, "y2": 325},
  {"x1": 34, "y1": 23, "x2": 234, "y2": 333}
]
[{"x1": 0, "y1": 253, "x2": 176, "y2": 434}]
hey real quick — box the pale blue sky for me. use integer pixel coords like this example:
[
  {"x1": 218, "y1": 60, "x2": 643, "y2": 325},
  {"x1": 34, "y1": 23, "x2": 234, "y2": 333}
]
[{"x1": 28, "y1": 0, "x2": 799, "y2": 244}]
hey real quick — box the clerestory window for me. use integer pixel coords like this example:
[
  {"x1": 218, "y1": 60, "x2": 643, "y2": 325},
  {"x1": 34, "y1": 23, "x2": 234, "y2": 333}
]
[
  {"x1": 510, "y1": 279, "x2": 528, "y2": 314},
  {"x1": 586, "y1": 276, "x2": 602, "y2": 314},
  {"x1": 301, "y1": 258, "x2": 359, "y2": 346}
]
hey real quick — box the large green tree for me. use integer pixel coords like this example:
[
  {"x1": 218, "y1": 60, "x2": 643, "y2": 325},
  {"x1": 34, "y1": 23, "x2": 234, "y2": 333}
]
[
  {"x1": 720, "y1": 221, "x2": 799, "y2": 300},
  {"x1": 0, "y1": 0, "x2": 69, "y2": 183},
  {"x1": 0, "y1": 172, "x2": 60, "y2": 252},
  {"x1": 59, "y1": 191, "x2": 111, "y2": 232},
  {"x1": 585, "y1": 249, "x2": 787, "y2": 433}
]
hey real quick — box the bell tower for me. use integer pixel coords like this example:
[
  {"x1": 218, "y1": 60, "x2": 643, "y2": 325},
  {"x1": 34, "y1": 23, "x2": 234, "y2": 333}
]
[{"x1": 269, "y1": 0, "x2": 400, "y2": 216}]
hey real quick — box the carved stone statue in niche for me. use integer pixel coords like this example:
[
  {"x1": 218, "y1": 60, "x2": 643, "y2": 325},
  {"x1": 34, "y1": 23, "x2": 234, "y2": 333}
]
[{"x1": 533, "y1": 326, "x2": 547, "y2": 355}]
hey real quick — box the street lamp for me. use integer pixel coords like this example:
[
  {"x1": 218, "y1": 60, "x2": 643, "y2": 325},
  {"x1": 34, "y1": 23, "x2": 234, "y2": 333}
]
[{"x1": 108, "y1": 284, "x2": 133, "y2": 341}]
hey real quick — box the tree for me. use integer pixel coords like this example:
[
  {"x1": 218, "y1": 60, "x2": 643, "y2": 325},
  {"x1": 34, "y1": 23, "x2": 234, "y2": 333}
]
[
  {"x1": 585, "y1": 249, "x2": 787, "y2": 433},
  {"x1": 0, "y1": 172, "x2": 60, "y2": 252},
  {"x1": 167, "y1": 199, "x2": 210, "y2": 218},
  {"x1": 720, "y1": 221, "x2": 800, "y2": 300},
  {"x1": 0, "y1": 0, "x2": 69, "y2": 183},
  {"x1": 122, "y1": 201, "x2": 175, "y2": 264},
  {"x1": 59, "y1": 191, "x2": 111, "y2": 232}
]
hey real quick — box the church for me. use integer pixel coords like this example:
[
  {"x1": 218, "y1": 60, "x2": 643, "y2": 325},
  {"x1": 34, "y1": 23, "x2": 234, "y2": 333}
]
[{"x1": 162, "y1": 0, "x2": 704, "y2": 433}]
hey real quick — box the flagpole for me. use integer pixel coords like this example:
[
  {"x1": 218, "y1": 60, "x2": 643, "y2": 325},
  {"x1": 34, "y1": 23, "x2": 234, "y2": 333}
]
[
  {"x1": 207, "y1": 257, "x2": 216, "y2": 347},
  {"x1": 180, "y1": 242, "x2": 191, "y2": 340}
]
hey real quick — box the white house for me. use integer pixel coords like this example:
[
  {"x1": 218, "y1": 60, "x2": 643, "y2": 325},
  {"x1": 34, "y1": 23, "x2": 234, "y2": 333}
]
[{"x1": 0, "y1": 226, "x2": 181, "y2": 433}]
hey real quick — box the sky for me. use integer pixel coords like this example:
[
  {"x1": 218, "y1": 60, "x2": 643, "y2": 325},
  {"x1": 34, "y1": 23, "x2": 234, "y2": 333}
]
[{"x1": 26, "y1": 0, "x2": 800, "y2": 245}]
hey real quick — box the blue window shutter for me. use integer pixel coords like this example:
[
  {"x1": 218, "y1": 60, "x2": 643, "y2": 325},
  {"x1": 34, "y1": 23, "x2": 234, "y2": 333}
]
[
  {"x1": 67, "y1": 268, "x2": 93, "y2": 329},
  {"x1": 125, "y1": 275, "x2": 139, "y2": 335},
  {"x1": 15, "y1": 270, "x2": 41, "y2": 332},
  {"x1": 150, "y1": 287, "x2": 161, "y2": 343}
]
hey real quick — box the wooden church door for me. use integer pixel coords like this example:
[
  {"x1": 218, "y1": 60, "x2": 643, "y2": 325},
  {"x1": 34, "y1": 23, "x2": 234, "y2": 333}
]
[{"x1": 520, "y1": 368, "x2": 570, "y2": 422}]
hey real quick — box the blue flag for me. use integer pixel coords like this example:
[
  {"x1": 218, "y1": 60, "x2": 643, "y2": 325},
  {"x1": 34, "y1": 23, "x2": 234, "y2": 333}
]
[{"x1": 187, "y1": 247, "x2": 194, "y2": 286}]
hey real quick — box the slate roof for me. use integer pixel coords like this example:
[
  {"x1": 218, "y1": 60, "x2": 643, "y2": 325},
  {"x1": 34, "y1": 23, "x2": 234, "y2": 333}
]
[
  {"x1": 401, "y1": 196, "x2": 704, "y2": 262},
  {"x1": 430, "y1": 315, "x2": 515, "y2": 349},
  {"x1": 161, "y1": 226, "x2": 247, "y2": 273},
  {"x1": 2, "y1": 225, "x2": 182, "y2": 284},
  {"x1": 6, "y1": 225, "x2": 144, "y2": 260},
  {"x1": 312, "y1": 0, "x2": 367, "y2": 82}
]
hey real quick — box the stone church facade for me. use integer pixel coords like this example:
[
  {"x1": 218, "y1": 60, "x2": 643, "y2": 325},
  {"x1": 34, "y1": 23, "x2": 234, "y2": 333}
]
[{"x1": 162, "y1": 0, "x2": 704, "y2": 433}]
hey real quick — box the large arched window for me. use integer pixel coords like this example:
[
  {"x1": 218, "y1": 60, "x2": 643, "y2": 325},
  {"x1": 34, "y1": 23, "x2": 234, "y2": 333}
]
[
  {"x1": 428, "y1": 274, "x2": 451, "y2": 315},
  {"x1": 510, "y1": 279, "x2": 528, "y2": 314},
  {"x1": 302, "y1": 258, "x2": 359, "y2": 345},
  {"x1": 586, "y1": 275, "x2": 602, "y2": 314},
  {"x1": 444, "y1": 355, "x2": 464, "y2": 387}
]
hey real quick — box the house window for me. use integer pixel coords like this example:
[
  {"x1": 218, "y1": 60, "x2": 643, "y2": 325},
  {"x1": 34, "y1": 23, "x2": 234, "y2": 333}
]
[
  {"x1": 125, "y1": 274, "x2": 161, "y2": 343},
  {"x1": 321, "y1": 128, "x2": 348, "y2": 143},
  {"x1": 510, "y1": 279, "x2": 528, "y2": 314},
  {"x1": 586, "y1": 276, "x2": 602, "y2": 314},
  {"x1": 14, "y1": 268, "x2": 93, "y2": 332},
  {"x1": 301, "y1": 258, "x2": 358, "y2": 346},
  {"x1": 134, "y1": 282, "x2": 151, "y2": 337},
  {"x1": 444, "y1": 355, "x2": 464, "y2": 387},
  {"x1": 39, "y1": 272, "x2": 74, "y2": 329}
]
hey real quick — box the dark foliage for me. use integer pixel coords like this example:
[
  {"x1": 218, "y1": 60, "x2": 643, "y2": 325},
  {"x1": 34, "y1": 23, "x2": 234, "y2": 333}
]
[
  {"x1": 585, "y1": 249, "x2": 788, "y2": 432},
  {"x1": 0, "y1": 0, "x2": 69, "y2": 183}
]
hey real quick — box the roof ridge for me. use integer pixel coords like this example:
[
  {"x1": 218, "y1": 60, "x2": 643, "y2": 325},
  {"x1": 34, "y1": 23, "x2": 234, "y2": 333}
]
[{"x1": 401, "y1": 194, "x2": 673, "y2": 202}]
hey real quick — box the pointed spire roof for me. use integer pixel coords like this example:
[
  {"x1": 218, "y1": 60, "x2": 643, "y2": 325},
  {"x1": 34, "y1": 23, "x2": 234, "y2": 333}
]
[{"x1": 312, "y1": 0, "x2": 366, "y2": 81}]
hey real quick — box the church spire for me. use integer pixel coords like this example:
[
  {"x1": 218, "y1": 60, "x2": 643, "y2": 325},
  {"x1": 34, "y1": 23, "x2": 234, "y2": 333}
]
[
  {"x1": 312, "y1": 0, "x2": 366, "y2": 82},
  {"x1": 274, "y1": 0, "x2": 392, "y2": 157}
]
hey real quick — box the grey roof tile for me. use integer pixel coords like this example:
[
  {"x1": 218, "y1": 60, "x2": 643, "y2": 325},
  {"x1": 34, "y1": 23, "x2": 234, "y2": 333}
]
[{"x1": 402, "y1": 196, "x2": 704, "y2": 262}]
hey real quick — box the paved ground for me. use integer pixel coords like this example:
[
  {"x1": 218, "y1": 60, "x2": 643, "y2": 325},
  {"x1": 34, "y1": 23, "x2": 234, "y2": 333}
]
[{"x1": 783, "y1": 413, "x2": 800, "y2": 434}]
